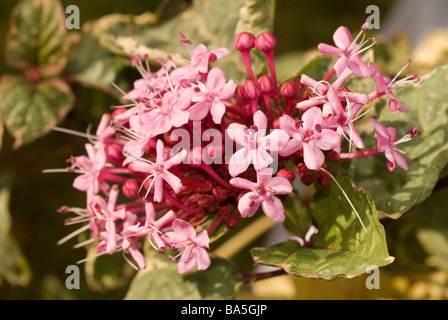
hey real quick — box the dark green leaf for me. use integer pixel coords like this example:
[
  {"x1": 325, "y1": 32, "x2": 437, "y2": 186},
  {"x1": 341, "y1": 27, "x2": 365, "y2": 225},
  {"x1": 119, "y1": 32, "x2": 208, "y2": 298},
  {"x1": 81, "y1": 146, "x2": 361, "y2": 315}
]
[
  {"x1": 6, "y1": 0, "x2": 68, "y2": 76},
  {"x1": 0, "y1": 176, "x2": 32, "y2": 286},
  {"x1": 346, "y1": 65, "x2": 448, "y2": 218},
  {"x1": 125, "y1": 254, "x2": 243, "y2": 300},
  {"x1": 84, "y1": 245, "x2": 136, "y2": 293},
  {"x1": 87, "y1": 0, "x2": 276, "y2": 83},
  {"x1": 251, "y1": 177, "x2": 394, "y2": 280},
  {"x1": 283, "y1": 191, "x2": 311, "y2": 238},
  {"x1": 0, "y1": 75, "x2": 74, "y2": 148},
  {"x1": 408, "y1": 188, "x2": 448, "y2": 272}
]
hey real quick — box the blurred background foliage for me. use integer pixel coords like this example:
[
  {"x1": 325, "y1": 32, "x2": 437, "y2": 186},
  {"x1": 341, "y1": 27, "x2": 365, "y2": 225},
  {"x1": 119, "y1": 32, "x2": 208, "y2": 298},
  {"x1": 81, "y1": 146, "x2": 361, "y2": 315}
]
[{"x1": 0, "y1": 0, "x2": 448, "y2": 300}]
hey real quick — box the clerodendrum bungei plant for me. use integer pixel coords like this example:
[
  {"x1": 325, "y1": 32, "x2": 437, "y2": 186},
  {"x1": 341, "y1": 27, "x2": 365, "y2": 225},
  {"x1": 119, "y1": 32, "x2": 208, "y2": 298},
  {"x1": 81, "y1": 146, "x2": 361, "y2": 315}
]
[{"x1": 47, "y1": 23, "x2": 422, "y2": 288}]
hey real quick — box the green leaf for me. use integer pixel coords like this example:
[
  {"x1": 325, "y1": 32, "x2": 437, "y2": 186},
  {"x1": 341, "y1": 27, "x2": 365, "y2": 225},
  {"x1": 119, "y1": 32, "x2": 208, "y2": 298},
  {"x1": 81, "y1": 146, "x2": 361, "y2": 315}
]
[
  {"x1": 283, "y1": 191, "x2": 311, "y2": 238},
  {"x1": 251, "y1": 177, "x2": 394, "y2": 280},
  {"x1": 88, "y1": 0, "x2": 276, "y2": 84},
  {"x1": 6, "y1": 0, "x2": 68, "y2": 76},
  {"x1": 70, "y1": 20, "x2": 131, "y2": 94},
  {"x1": 84, "y1": 245, "x2": 136, "y2": 293},
  {"x1": 125, "y1": 254, "x2": 243, "y2": 300},
  {"x1": 0, "y1": 75, "x2": 74, "y2": 148},
  {"x1": 0, "y1": 175, "x2": 32, "y2": 286},
  {"x1": 408, "y1": 188, "x2": 448, "y2": 272},
  {"x1": 346, "y1": 65, "x2": 448, "y2": 218},
  {"x1": 286, "y1": 54, "x2": 334, "y2": 82}
]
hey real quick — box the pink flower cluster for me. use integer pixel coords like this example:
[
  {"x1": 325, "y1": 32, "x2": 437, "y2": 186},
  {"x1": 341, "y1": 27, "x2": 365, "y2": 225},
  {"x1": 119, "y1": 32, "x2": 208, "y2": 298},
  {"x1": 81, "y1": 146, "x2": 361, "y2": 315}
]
[{"x1": 54, "y1": 25, "x2": 419, "y2": 273}]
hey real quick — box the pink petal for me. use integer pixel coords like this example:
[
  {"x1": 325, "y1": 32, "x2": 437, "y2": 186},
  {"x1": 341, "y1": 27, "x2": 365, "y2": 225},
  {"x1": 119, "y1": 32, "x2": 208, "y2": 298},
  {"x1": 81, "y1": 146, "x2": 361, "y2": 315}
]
[
  {"x1": 279, "y1": 114, "x2": 297, "y2": 137},
  {"x1": 278, "y1": 138, "x2": 303, "y2": 157},
  {"x1": 178, "y1": 246, "x2": 196, "y2": 274},
  {"x1": 229, "y1": 177, "x2": 258, "y2": 191},
  {"x1": 303, "y1": 142, "x2": 325, "y2": 170},
  {"x1": 253, "y1": 148, "x2": 273, "y2": 171},
  {"x1": 385, "y1": 149, "x2": 396, "y2": 172},
  {"x1": 165, "y1": 149, "x2": 188, "y2": 169},
  {"x1": 313, "y1": 129, "x2": 340, "y2": 150},
  {"x1": 73, "y1": 174, "x2": 92, "y2": 192},
  {"x1": 210, "y1": 101, "x2": 226, "y2": 124},
  {"x1": 349, "y1": 56, "x2": 372, "y2": 78},
  {"x1": 261, "y1": 194, "x2": 285, "y2": 222},
  {"x1": 333, "y1": 56, "x2": 350, "y2": 77},
  {"x1": 128, "y1": 246, "x2": 146, "y2": 269},
  {"x1": 194, "y1": 230, "x2": 210, "y2": 249},
  {"x1": 207, "y1": 68, "x2": 226, "y2": 91},
  {"x1": 394, "y1": 150, "x2": 408, "y2": 171},
  {"x1": 317, "y1": 43, "x2": 344, "y2": 56},
  {"x1": 189, "y1": 100, "x2": 210, "y2": 121},
  {"x1": 161, "y1": 170, "x2": 183, "y2": 194},
  {"x1": 170, "y1": 109, "x2": 190, "y2": 128},
  {"x1": 156, "y1": 139, "x2": 165, "y2": 164},
  {"x1": 370, "y1": 118, "x2": 390, "y2": 139},
  {"x1": 238, "y1": 192, "x2": 261, "y2": 218},
  {"x1": 253, "y1": 110, "x2": 268, "y2": 131},
  {"x1": 302, "y1": 107, "x2": 323, "y2": 131},
  {"x1": 217, "y1": 80, "x2": 237, "y2": 100},
  {"x1": 153, "y1": 175, "x2": 164, "y2": 202},
  {"x1": 267, "y1": 176, "x2": 293, "y2": 195},
  {"x1": 333, "y1": 26, "x2": 353, "y2": 50},
  {"x1": 228, "y1": 147, "x2": 251, "y2": 177},
  {"x1": 194, "y1": 246, "x2": 211, "y2": 271},
  {"x1": 172, "y1": 219, "x2": 196, "y2": 242},
  {"x1": 260, "y1": 129, "x2": 290, "y2": 151},
  {"x1": 227, "y1": 123, "x2": 249, "y2": 146},
  {"x1": 150, "y1": 116, "x2": 172, "y2": 137}
]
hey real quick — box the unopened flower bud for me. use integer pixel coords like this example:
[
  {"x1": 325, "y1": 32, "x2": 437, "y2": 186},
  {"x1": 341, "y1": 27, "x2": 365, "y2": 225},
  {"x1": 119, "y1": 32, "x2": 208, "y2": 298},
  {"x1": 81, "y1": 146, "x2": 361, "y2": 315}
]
[
  {"x1": 106, "y1": 143, "x2": 123, "y2": 165},
  {"x1": 241, "y1": 79, "x2": 262, "y2": 101},
  {"x1": 234, "y1": 32, "x2": 255, "y2": 51},
  {"x1": 272, "y1": 117, "x2": 281, "y2": 129},
  {"x1": 276, "y1": 168, "x2": 296, "y2": 184},
  {"x1": 280, "y1": 82, "x2": 298, "y2": 99},
  {"x1": 212, "y1": 185, "x2": 229, "y2": 202},
  {"x1": 258, "y1": 75, "x2": 274, "y2": 94},
  {"x1": 188, "y1": 147, "x2": 203, "y2": 166},
  {"x1": 255, "y1": 32, "x2": 277, "y2": 52},
  {"x1": 111, "y1": 108, "x2": 127, "y2": 121},
  {"x1": 122, "y1": 179, "x2": 140, "y2": 199},
  {"x1": 317, "y1": 173, "x2": 330, "y2": 187}
]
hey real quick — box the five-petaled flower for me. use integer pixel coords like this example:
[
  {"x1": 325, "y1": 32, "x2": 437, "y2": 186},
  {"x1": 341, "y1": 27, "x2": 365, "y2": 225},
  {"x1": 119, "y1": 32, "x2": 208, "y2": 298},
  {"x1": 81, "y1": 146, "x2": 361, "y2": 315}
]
[
  {"x1": 230, "y1": 167, "x2": 293, "y2": 222},
  {"x1": 164, "y1": 219, "x2": 211, "y2": 274},
  {"x1": 227, "y1": 110, "x2": 289, "y2": 177}
]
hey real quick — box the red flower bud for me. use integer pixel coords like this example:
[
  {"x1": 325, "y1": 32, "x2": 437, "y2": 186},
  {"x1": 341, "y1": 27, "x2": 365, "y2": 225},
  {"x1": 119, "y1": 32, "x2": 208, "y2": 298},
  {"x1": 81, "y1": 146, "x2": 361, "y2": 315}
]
[
  {"x1": 276, "y1": 168, "x2": 296, "y2": 184},
  {"x1": 280, "y1": 82, "x2": 298, "y2": 99},
  {"x1": 234, "y1": 32, "x2": 255, "y2": 51},
  {"x1": 122, "y1": 179, "x2": 140, "y2": 199},
  {"x1": 258, "y1": 75, "x2": 274, "y2": 94},
  {"x1": 241, "y1": 79, "x2": 262, "y2": 101},
  {"x1": 255, "y1": 32, "x2": 277, "y2": 52}
]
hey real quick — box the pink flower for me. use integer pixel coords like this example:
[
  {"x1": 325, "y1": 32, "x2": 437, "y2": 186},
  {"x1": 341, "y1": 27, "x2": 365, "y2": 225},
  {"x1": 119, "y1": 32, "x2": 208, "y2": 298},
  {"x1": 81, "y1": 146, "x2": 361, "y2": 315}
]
[
  {"x1": 370, "y1": 63, "x2": 408, "y2": 112},
  {"x1": 140, "y1": 89, "x2": 193, "y2": 137},
  {"x1": 227, "y1": 110, "x2": 289, "y2": 177},
  {"x1": 296, "y1": 72, "x2": 369, "y2": 111},
  {"x1": 322, "y1": 87, "x2": 365, "y2": 152},
  {"x1": 144, "y1": 202, "x2": 177, "y2": 252},
  {"x1": 370, "y1": 118, "x2": 410, "y2": 171},
  {"x1": 71, "y1": 143, "x2": 109, "y2": 195},
  {"x1": 189, "y1": 67, "x2": 237, "y2": 124},
  {"x1": 164, "y1": 219, "x2": 211, "y2": 274},
  {"x1": 318, "y1": 25, "x2": 373, "y2": 78},
  {"x1": 229, "y1": 168, "x2": 293, "y2": 222},
  {"x1": 120, "y1": 213, "x2": 147, "y2": 269},
  {"x1": 90, "y1": 185, "x2": 127, "y2": 255},
  {"x1": 129, "y1": 139, "x2": 187, "y2": 202},
  {"x1": 279, "y1": 107, "x2": 340, "y2": 170}
]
